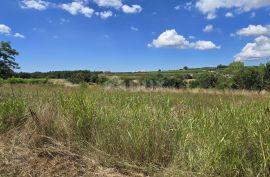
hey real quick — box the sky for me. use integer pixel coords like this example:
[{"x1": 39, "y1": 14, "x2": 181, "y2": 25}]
[{"x1": 1, "y1": 0, "x2": 270, "y2": 72}]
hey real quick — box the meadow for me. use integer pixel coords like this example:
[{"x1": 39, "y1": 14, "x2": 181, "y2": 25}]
[{"x1": 1, "y1": 84, "x2": 270, "y2": 176}]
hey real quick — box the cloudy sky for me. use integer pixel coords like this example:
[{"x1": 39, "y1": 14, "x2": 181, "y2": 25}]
[{"x1": 1, "y1": 0, "x2": 270, "y2": 72}]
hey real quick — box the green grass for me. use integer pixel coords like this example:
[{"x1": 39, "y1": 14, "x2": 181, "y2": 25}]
[
  {"x1": 1, "y1": 84, "x2": 270, "y2": 176},
  {"x1": 0, "y1": 78, "x2": 48, "y2": 85}
]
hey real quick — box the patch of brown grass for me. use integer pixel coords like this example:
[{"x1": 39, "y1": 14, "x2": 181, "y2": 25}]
[{"x1": 0, "y1": 107, "x2": 146, "y2": 177}]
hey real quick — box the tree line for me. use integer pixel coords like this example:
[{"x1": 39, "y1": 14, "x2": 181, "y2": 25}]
[{"x1": 1, "y1": 41, "x2": 270, "y2": 90}]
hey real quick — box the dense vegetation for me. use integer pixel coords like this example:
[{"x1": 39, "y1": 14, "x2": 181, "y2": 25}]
[
  {"x1": 4, "y1": 62, "x2": 270, "y2": 91},
  {"x1": 1, "y1": 85, "x2": 270, "y2": 176}
]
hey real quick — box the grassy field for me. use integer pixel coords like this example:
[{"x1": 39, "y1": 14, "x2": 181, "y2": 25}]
[
  {"x1": 1, "y1": 84, "x2": 270, "y2": 176},
  {"x1": 100, "y1": 67, "x2": 221, "y2": 80}
]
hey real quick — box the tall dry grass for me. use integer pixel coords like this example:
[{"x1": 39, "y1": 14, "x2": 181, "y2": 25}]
[{"x1": 1, "y1": 84, "x2": 270, "y2": 176}]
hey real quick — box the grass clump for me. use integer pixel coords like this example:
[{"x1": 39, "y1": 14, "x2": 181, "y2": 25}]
[{"x1": 0, "y1": 96, "x2": 28, "y2": 132}]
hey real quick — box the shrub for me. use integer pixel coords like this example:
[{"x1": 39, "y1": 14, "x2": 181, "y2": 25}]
[
  {"x1": 105, "y1": 76, "x2": 124, "y2": 87},
  {"x1": 197, "y1": 72, "x2": 218, "y2": 88}
]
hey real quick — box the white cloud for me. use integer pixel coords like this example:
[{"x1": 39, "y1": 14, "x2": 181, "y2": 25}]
[
  {"x1": 122, "y1": 4, "x2": 142, "y2": 14},
  {"x1": 20, "y1": 0, "x2": 142, "y2": 18},
  {"x1": 235, "y1": 25, "x2": 270, "y2": 37},
  {"x1": 206, "y1": 13, "x2": 216, "y2": 20},
  {"x1": 203, "y1": 24, "x2": 214, "y2": 32},
  {"x1": 194, "y1": 41, "x2": 219, "y2": 50},
  {"x1": 175, "y1": 2, "x2": 193, "y2": 11},
  {"x1": 148, "y1": 29, "x2": 220, "y2": 50},
  {"x1": 93, "y1": 0, "x2": 122, "y2": 8},
  {"x1": 14, "y1": 33, "x2": 25, "y2": 38},
  {"x1": 196, "y1": 0, "x2": 270, "y2": 19},
  {"x1": 20, "y1": 0, "x2": 49, "y2": 10},
  {"x1": 0, "y1": 24, "x2": 11, "y2": 35},
  {"x1": 96, "y1": 11, "x2": 113, "y2": 19},
  {"x1": 61, "y1": 1, "x2": 94, "y2": 18},
  {"x1": 225, "y1": 12, "x2": 233, "y2": 17},
  {"x1": 235, "y1": 36, "x2": 270, "y2": 61},
  {"x1": 131, "y1": 26, "x2": 138, "y2": 31},
  {"x1": 0, "y1": 24, "x2": 25, "y2": 38}
]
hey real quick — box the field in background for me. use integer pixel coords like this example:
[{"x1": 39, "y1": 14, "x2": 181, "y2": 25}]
[
  {"x1": 1, "y1": 84, "x2": 270, "y2": 176},
  {"x1": 100, "y1": 67, "x2": 221, "y2": 80}
]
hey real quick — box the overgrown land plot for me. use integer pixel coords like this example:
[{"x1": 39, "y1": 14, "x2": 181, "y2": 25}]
[{"x1": 1, "y1": 84, "x2": 270, "y2": 176}]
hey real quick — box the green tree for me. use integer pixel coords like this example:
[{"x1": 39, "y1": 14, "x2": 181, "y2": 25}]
[
  {"x1": 183, "y1": 66, "x2": 188, "y2": 70},
  {"x1": 197, "y1": 72, "x2": 218, "y2": 89},
  {"x1": 0, "y1": 42, "x2": 19, "y2": 78},
  {"x1": 216, "y1": 75, "x2": 233, "y2": 89},
  {"x1": 225, "y1": 62, "x2": 245, "y2": 75},
  {"x1": 263, "y1": 62, "x2": 270, "y2": 90},
  {"x1": 217, "y1": 64, "x2": 227, "y2": 69},
  {"x1": 225, "y1": 62, "x2": 245, "y2": 89},
  {"x1": 241, "y1": 67, "x2": 263, "y2": 90}
]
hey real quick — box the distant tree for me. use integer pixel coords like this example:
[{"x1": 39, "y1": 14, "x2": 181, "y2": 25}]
[
  {"x1": 158, "y1": 69, "x2": 161, "y2": 72},
  {"x1": 225, "y1": 62, "x2": 245, "y2": 75},
  {"x1": 0, "y1": 42, "x2": 19, "y2": 78},
  {"x1": 225, "y1": 62, "x2": 245, "y2": 89},
  {"x1": 183, "y1": 66, "x2": 188, "y2": 70},
  {"x1": 263, "y1": 62, "x2": 270, "y2": 90},
  {"x1": 217, "y1": 64, "x2": 227, "y2": 69}
]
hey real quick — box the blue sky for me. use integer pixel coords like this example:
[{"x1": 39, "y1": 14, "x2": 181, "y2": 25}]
[{"x1": 1, "y1": 0, "x2": 270, "y2": 72}]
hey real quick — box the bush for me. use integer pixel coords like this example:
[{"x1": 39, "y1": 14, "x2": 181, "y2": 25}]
[
  {"x1": 188, "y1": 80, "x2": 199, "y2": 88},
  {"x1": 197, "y1": 72, "x2": 218, "y2": 89},
  {"x1": 162, "y1": 76, "x2": 186, "y2": 88},
  {"x1": 105, "y1": 76, "x2": 124, "y2": 87},
  {"x1": 216, "y1": 75, "x2": 233, "y2": 89}
]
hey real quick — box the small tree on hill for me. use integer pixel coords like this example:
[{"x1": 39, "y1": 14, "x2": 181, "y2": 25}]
[{"x1": 0, "y1": 42, "x2": 19, "y2": 78}]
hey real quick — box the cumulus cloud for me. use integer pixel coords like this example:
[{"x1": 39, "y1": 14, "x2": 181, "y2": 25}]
[
  {"x1": 14, "y1": 33, "x2": 25, "y2": 38},
  {"x1": 194, "y1": 40, "x2": 219, "y2": 50},
  {"x1": 235, "y1": 25, "x2": 270, "y2": 37},
  {"x1": 206, "y1": 13, "x2": 216, "y2": 20},
  {"x1": 19, "y1": 0, "x2": 142, "y2": 19},
  {"x1": 196, "y1": 0, "x2": 270, "y2": 19},
  {"x1": 93, "y1": 0, "x2": 122, "y2": 9},
  {"x1": 61, "y1": 1, "x2": 94, "y2": 18},
  {"x1": 203, "y1": 24, "x2": 214, "y2": 32},
  {"x1": 148, "y1": 29, "x2": 220, "y2": 50},
  {"x1": 0, "y1": 24, "x2": 11, "y2": 35},
  {"x1": 235, "y1": 36, "x2": 270, "y2": 61},
  {"x1": 122, "y1": 5, "x2": 142, "y2": 14},
  {"x1": 96, "y1": 11, "x2": 113, "y2": 19},
  {"x1": 225, "y1": 12, "x2": 233, "y2": 17},
  {"x1": 20, "y1": 0, "x2": 50, "y2": 10},
  {"x1": 0, "y1": 24, "x2": 25, "y2": 38}
]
